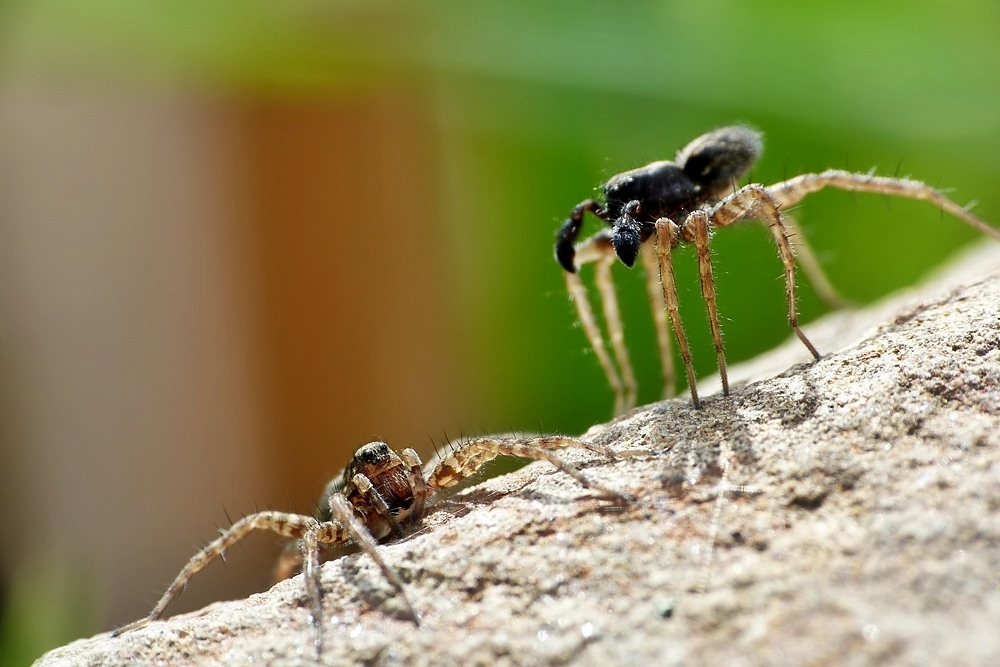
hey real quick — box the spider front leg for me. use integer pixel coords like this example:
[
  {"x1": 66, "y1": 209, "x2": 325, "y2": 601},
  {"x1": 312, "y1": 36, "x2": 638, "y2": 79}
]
[
  {"x1": 111, "y1": 510, "x2": 348, "y2": 636},
  {"x1": 594, "y1": 252, "x2": 638, "y2": 410},
  {"x1": 351, "y1": 470, "x2": 406, "y2": 539},
  {"x1": 710, "y1": 184, "x2": 821, "y2": 360},
  {"x1": 324, "y1": 493, "x2": 420, "y2": 626},
  {"x1": 639, "y1": 242, "x2": 676, "y2": 400},
  {"x1": 686, "y1": 210, "x2": 730, "y2": 396},
  {"x1": 427, "y1": 435, "x2": 627, "y2": 502},
  {"x1": 563, "y1": 232, "x2": 636, "y2": 414},
  {"x1": 401, "y1": 447, "x2": 429, "y2": 527},
  {"x1": 654, "y1": 218, "x2": 701, "y2": 408}
]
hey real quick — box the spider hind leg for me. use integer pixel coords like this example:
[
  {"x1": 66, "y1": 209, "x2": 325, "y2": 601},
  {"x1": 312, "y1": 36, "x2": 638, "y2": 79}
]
[{"x1": 708, "y1": 184, "x2": 821, "y2": 362}]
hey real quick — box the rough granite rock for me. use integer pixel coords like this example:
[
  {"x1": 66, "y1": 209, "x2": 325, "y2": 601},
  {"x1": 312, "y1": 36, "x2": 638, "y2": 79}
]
[{"x1": 36, "y1": 244, "x2": 1000, "y2": 667}]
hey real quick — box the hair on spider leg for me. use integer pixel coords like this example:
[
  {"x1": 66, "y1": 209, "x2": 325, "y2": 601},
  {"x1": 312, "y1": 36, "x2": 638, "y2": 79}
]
[
  {"x1": 112, "y1": 434, "x2": 627, "y2": 649},
  {"x1": 555, "y1": 125, "x2": 1000, "y2": 415}
]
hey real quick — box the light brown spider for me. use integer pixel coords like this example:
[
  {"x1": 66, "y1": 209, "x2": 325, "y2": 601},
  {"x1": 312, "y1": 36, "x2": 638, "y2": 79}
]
[
  {"x1": 555, "y1": 125, "x2": 1000, "y2": 413},
  {"x1": 112, "y1": 435, "x2": 624, "y2": 645}
]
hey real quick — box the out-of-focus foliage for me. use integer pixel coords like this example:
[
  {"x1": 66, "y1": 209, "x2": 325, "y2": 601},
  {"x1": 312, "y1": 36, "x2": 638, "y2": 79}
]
[{"x1": 0, "y1": 556, "x2": 96, "y2": 667}]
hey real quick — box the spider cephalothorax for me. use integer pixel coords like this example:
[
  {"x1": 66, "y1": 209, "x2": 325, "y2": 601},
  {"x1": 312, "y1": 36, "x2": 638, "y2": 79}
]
[
  {"x1": 318, "y1": 440, "x2": 421, "y2": 541},
  {"x1": 556, "y1": 126, "x2": 762, "y2": 271},
  {"x1": 556, "y1": 125, "x2": 1000, "y2": 414}
]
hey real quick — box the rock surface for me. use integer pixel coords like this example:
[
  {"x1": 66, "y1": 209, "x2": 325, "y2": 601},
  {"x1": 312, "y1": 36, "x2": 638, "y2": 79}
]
[{"x1": 36, "y1": 244, "x2": 1000, "y2": 667}]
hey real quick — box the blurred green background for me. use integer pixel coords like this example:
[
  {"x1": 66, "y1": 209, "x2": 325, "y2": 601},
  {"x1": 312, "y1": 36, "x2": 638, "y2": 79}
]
[{"x1": 2, "y1": 1, "x2": 998, "y2": 663}]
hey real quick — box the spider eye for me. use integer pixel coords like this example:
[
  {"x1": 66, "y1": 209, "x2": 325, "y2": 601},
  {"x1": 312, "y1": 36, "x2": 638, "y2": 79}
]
[{"x1": 613, "y1": 221, "x2": 641, "y2": 268}]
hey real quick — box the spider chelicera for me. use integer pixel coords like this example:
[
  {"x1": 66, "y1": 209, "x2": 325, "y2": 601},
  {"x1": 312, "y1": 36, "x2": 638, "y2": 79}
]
[
  {"x1": 556, "y1": 125, "x2": 1000, "y2": 413},
  {"x1": 112, "y1": 435, "x2": 624, "y2": 644}
]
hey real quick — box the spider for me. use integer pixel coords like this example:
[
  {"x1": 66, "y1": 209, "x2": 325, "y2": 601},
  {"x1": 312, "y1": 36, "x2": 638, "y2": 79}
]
[
  {"x1": 555, "y1": 125, "x2": 1000, "y2": 413},
  {"x1": 112, "y1": 435, "x2": 624, "y2": 644}
]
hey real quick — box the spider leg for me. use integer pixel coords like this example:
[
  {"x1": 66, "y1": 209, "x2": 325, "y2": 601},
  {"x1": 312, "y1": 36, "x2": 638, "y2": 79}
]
[
  {"x1": 768, "y1": 170, "x2": 1000, "y2": 242},
  {"x1": 564, "y1": 232, "x2": 629, "y2": 414},
  {"x1": 401, "y1": 447, "x2": 428, "y2": 527},
  {"x1": 687, "y1": 210, "x2": 729, "y2": 396},
  {"x1": 595, "y1": 253, "x2": 638, "y2": 410},
  {"x1": 654, "y1": 218, "x2": 701, "y2": 408},
  {"x1": 781, "y1": 212, "x2": 848, "y2": 309},
  {"x1": 639, "y1": 242, "x2": 676, "y2": 399},
  {"x1": 300, "y1": 523, "x2": 324, "y2": 651},
  {"x1": 326, "y1": 494, "x2": 420, "y2": 625},
  {"x1": 564, "y1": 270, "x2": 624, "y2": 414},
  {"x1": 353, "y1": 472, "x2": 405, "y2": 539},
  {"x1": 426, "y1": 435, "x2": 626, "y2": 502},
  {"x1": 710, "y1": 184, "x2": 820, "y2": 361},
  {"x1": 111, "y1": 510, "x2": 348, "y2": 636}
]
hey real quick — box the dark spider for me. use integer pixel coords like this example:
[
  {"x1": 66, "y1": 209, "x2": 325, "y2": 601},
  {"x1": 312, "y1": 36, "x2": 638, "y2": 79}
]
[{"x1": 555, "y1": 125, "x2": 1000, "y2": 413}]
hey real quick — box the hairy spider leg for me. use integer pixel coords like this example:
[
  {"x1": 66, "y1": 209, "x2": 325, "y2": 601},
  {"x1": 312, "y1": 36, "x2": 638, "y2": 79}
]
[
  {"x1": 594, "y1": 253, "x2": 638, "y2": 410},
  {"x1": 352, "y1": 471, "x2": 406, "y2": 539},
  {"x1": 426, "y1": 435, "x2": 626, "y2": 502},
  {"x1": 565, "y1": 233, "x2": 634, "y2": 414},
  {"x1": 562, "y1": 189, "x2": 861, "y2": 413},
  {"x1": 111, "y1": 510, "x2": 351, "y2": 637},
  {"x1": 564, "y1": 270, "x2": 625, "y2": 413},
  {"x1": 709, "y1": 184, "x2": 821, "y2": 362},
  {"x1": 401, "y1": 447, "x2": 428, "y2": 528},
  {"x1": 768, "y1": 170, "x2": 1000, "y2": 243},
  {"x1": 689, "y1": 210, "x2": 730, "y2": 397},
  {"x1": 322, "y1": 494, "x2": 419, "y2": 627},
  {"x1": 113, "y1": 482, "x2": 423, "y2": 647},
  {"x1": 654, "y1": 219, "x2": 701, "y2": 407},
  {"x1": 639, "y1": 243, "x2": 677, "y2": 400}
]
